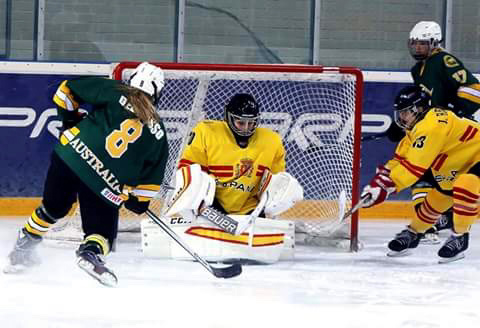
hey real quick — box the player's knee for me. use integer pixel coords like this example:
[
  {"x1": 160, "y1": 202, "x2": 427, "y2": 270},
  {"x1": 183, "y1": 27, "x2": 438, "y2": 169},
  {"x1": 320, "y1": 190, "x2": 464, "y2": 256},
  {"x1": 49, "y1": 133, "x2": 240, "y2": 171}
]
[{"x1": 453, "y1": 173, "x2": 480, "y2": 194}]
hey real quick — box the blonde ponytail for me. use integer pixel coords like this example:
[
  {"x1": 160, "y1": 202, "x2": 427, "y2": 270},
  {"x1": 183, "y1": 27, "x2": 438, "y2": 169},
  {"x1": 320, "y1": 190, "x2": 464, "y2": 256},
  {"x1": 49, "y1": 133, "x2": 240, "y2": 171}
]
[{"x1": 118, "y1": 85, "x2": 160, "y2": 124}]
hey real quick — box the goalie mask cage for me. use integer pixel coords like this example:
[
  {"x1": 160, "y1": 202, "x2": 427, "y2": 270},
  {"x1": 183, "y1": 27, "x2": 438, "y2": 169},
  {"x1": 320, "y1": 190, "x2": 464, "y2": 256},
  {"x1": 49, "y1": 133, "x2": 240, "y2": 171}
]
[{"x1": 46, "y1": 62, "x2": 363, "y2": 252}]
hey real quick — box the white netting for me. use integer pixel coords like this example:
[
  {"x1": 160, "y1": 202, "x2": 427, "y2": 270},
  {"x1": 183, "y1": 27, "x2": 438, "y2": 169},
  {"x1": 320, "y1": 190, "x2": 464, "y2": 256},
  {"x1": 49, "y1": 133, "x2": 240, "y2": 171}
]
[{"x1": 46, "y1": 64, "x2": 361, "y2": 250}]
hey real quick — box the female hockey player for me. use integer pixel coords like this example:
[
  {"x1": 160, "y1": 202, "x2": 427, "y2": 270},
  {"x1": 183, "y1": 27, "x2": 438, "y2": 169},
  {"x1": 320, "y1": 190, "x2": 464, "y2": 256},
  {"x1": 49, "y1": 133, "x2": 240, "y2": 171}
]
[
  {"x1": 362, "y1": 86, "x2": 480, "y2": 263},
  {"x1": 4, "y1": 62, "x2": 168, "y2": 286}
]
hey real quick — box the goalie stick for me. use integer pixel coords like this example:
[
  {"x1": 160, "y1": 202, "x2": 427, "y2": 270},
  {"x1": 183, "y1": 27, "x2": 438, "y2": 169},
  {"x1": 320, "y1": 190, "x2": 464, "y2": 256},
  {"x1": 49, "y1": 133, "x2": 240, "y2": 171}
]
[{"x1": 145, "y1": 209, "x2": 242, "y2": 279}]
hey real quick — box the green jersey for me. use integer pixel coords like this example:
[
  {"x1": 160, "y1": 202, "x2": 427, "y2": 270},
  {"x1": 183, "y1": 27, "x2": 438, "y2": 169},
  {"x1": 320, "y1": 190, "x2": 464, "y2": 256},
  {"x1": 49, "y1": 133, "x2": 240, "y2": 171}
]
[
  {"x1": 54, "y1": 77, "x2": 168, "y2": 207},
  {"x1": 411, "y1": 49, "x2": 480, "y2": 117}
]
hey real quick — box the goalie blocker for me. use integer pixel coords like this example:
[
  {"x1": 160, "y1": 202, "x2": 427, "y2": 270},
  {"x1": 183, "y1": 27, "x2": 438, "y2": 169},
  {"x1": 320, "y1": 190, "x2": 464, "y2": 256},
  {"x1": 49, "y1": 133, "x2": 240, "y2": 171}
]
[{"x1": 142, "y1": 165, "x2": 303, "y2": 263}]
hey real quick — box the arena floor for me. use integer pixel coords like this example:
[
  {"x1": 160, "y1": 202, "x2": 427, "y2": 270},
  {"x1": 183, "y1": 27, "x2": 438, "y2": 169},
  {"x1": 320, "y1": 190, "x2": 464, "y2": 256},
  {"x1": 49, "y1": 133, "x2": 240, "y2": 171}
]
[{"x1": 1, "y1": 218, "x2": 479, "y2": 328}]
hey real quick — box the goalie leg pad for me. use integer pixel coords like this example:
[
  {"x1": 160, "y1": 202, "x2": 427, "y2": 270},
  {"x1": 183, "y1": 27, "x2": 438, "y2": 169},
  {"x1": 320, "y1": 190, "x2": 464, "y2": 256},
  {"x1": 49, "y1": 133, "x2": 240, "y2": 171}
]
[{"x1": 141, "y1": 216, "x2": 295, "y2": 264}]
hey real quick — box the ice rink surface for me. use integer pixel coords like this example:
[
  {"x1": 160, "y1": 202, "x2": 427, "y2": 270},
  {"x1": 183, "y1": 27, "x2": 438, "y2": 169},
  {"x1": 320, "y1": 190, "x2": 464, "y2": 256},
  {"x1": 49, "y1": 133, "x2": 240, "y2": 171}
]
[{"x1": 1, "y1": 218, "x2": 480, "y2": 328}]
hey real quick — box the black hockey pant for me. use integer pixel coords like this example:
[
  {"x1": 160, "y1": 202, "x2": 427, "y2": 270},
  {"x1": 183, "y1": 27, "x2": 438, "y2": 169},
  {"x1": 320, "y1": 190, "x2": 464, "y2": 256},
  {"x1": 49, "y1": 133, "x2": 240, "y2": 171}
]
[{"x1": 42, "y1": 152, "x2": 119, "y2": 246}]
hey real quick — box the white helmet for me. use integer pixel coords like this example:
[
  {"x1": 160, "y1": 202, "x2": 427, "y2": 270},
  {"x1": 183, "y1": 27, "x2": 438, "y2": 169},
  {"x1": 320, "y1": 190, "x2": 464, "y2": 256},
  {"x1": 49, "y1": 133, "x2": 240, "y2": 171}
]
[
  {"x1": 408, "y1": 21, "x2": 442, "y2": 60},
  {"x1": 128, "y1": 62, "x2": 165, "y2": 104}
]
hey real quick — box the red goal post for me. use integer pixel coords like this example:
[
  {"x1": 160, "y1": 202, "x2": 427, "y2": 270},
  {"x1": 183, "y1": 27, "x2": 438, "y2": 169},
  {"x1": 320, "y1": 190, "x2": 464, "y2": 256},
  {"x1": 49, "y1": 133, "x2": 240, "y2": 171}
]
[{"x1": 113, "y1": 62, "x2": 363, "y2": 251}]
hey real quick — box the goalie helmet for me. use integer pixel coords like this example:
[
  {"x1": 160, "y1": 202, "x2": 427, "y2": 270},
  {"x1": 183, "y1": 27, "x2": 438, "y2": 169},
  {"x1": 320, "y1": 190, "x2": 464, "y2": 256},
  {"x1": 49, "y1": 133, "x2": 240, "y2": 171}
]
[
  {"x1": 128, "y1": 62, "x2": 165, "y2": 105},
  {"x1": 224, "y1": 93, "x2": 260, "y2": 138},
  {"x1": 408, "y1": 21, "x2": 442, "y2": 60},
  {"x1": 393, "y1": 86, "x2": 430, "y2": 130}
]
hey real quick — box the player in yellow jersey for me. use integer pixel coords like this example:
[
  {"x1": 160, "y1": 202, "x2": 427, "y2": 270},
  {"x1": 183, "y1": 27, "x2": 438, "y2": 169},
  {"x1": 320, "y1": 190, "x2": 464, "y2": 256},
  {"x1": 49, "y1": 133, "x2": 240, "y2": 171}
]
[
  {"x1": 153, "y1": 93, "x2": 302, "y2": 263},
  {"x1": 178, "y1": 93, "x2": 288, "y2": 216},
  {"x1": 361, "y1": 86, "x2": 480, "y2": 263}
]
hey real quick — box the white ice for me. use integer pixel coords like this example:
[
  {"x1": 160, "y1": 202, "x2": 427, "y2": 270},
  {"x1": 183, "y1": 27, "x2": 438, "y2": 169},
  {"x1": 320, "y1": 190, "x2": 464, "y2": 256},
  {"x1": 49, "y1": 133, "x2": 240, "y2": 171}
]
[{"x1": 1, "y1": 218, "x2": 480, "y2": 328}]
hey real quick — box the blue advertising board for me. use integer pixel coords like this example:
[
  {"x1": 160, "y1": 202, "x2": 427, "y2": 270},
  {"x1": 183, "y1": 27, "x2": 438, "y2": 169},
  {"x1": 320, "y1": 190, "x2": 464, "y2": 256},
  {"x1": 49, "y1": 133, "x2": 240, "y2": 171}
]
[{"x1": 0, "y1": 71, "x2": 412, "y2": 200}]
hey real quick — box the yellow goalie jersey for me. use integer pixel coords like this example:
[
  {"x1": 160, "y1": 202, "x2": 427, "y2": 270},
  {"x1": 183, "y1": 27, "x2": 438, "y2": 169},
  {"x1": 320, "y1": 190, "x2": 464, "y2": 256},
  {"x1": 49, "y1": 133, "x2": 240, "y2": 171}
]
[
  {"x1": 386, "y1": 108, "x2": 480, "y2": 192},
  {"x1": 179, "y1": 120, "x2": 286, "y2": 214}
]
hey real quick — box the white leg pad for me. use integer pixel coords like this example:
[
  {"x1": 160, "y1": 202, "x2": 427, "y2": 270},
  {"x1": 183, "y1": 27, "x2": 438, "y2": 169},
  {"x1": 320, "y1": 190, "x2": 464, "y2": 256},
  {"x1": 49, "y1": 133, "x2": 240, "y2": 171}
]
[{"x1": 141, "y1": 215, "x2": 295, "y2": 264}]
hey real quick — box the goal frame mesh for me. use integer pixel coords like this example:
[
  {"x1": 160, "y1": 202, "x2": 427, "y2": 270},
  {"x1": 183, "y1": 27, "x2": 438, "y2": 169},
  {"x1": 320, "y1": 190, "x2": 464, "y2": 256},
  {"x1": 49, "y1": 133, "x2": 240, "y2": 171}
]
[
  {"x1": 41, "y1": 62, "x2": 362, "y2": 251},
  {"x1": 113, "y1": 62, "x2": 363, "y2": 252}
]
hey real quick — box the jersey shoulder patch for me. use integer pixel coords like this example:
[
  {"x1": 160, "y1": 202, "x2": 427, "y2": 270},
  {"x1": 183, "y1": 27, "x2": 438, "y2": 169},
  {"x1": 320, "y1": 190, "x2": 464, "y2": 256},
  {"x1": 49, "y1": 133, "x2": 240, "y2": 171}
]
[{"x1": 442, "y1": 54, "x2": 460, "y2": 68}]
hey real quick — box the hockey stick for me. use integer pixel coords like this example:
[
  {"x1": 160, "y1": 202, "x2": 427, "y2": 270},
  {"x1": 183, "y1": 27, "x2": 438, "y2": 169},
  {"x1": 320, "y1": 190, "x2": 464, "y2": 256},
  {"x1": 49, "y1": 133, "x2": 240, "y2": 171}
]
[
  {"x1": 145, "y1": 209, "x2": 242, "y2": 279},
  {"x1": 340, "y1": 194, "x2": 372, "y2": 223}
]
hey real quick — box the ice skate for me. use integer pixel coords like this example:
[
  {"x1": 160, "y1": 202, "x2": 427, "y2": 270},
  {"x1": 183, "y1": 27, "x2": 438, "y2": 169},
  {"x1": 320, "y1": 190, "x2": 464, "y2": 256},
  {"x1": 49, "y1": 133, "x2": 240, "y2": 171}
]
[
  {"x1": 387, "y1": 227, "x2": 422, "y2": 257},
  {"x1": 438, "y1": 233, "x2": 469, "y2": 264},
  {"x1": 76, "y1": 247, "x2": 118, "y2": 287},
  {"x1": 4, "y1": 228, "x2": 42, "y2": 274}
]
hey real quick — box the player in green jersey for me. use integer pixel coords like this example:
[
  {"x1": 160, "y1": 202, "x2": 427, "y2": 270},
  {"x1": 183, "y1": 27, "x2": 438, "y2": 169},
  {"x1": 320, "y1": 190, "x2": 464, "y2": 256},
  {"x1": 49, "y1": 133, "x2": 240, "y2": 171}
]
[{"x1": 4, "y1": 62, "x2": 168, "y2": 286}]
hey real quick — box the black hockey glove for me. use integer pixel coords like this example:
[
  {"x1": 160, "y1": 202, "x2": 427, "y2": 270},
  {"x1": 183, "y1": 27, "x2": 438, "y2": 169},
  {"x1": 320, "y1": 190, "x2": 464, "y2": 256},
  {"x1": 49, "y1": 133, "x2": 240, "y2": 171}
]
[
  {"x1": 61, "y1": 108, "x2": 87, "y2": 130},
  {"x1": 123, "y1": 195, "x2": 150, "y2": 215},
  {"x1": 385, "y1": 121, "x2": 405, "y2": 142}
]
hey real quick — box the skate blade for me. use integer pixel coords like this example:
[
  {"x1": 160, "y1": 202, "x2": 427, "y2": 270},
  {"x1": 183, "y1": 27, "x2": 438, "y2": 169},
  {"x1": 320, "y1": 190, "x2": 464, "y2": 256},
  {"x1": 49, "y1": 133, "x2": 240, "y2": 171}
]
[
  {"x1": 387, "y1": 249, "x2": 412, "y2": 257},
  {"x1": 77, "y1": 258, "x2": 118, "y2": 287},
  {"x1": 420, "y1": 235, "x2": 441, "y2": 245},
  {"x1": 438, "y1": 253, "x2": 465, "y2": 264}
]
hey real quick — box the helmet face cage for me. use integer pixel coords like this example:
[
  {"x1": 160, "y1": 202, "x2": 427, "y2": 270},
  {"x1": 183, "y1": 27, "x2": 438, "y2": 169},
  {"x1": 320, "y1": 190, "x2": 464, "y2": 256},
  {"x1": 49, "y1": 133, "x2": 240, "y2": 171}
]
[
  {"x1": 394, "y1": 86, "x2": 430, "y2": 130},
  {"x1": 226, "y1": 112, "x2": 259, "y2": 137},
  {"x1": 394, "y1": 105, "x2": 422, "y2": 130},
  {"x1": 224, "y1": 94, "x2": 260, "y2": 137},
  {"x1": 408, "y1": 21, "x2": 442, "y2": 60}
]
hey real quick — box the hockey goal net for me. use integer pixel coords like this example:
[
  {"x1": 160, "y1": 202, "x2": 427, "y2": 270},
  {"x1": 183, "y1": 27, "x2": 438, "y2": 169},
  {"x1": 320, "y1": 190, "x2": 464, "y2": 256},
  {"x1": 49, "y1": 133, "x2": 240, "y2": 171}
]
[{"x1": 46, "y1": 62, "x2": 363, "y2": 251}]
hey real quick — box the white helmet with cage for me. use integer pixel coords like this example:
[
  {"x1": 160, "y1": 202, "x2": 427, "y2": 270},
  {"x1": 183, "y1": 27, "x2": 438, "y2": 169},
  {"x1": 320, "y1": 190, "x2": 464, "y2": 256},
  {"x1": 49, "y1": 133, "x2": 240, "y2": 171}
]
[
  {"x1": 408, "y1": 21, "x2": 443, "y2": 60},
  {"x1": 128, "y1": 62, "x2": 165, "y2": 104}
]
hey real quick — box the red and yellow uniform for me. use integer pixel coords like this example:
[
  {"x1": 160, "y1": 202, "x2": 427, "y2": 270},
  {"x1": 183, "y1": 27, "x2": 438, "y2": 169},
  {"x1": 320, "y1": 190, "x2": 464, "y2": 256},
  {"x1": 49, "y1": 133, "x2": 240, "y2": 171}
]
[
  {"x1": 179, "y1": 120, "x2": 285, "y2": 215},
  {"x1": 386, "y1": 108, "x2": 480, "y2": 233}
]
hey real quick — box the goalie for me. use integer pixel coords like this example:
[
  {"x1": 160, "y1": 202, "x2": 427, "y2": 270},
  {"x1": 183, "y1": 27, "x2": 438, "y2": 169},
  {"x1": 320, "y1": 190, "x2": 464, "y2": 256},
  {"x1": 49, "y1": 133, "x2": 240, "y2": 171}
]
[{"x1": 143, "y1": 93, "x2": 303, "y2": 263}]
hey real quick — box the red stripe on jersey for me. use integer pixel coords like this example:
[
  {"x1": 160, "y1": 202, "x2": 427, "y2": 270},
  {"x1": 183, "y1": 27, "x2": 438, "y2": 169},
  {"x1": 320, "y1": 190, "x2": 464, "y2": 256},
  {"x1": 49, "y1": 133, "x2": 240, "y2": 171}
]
[
  {"x1": 178, "y1": 159, "x2": 209, "y2": 172},
  {"x1": 453, "y1": 187, "x2": 479, "y2": 203},
  {"x1": 453, "y1": 193, "x2": 478, "y2": 204},
  {"x1": 453, "y1": 208, "x2": 478, "y2": 217},
  {"x1": 431, "y1": 154, "x2": 448, "y2": 171},
  {"x1": 393, "y1": 154, "x2": 405, "y2": 161},
  {"x1": 400, "y1": 160, "x2": 426, "y2": 178},
  {"x1": 453, "y1": 204, "x2": 478, "y2": 213},
  {"x1": 256, "y1": 165, "x2": 268, "y2": 177},
  {"x1": 209, "y1": 165, "x2": 233, "y2": 171},
  {"x1": 460, "y1": 126, "x2": 473, "y2": 142},
  {"x1": 422, "y1": 202, "x2": 440, "y2": 217},
  {"x1": 212, "y1": 172, "x2": 234, "y2": 177},
  {"x1": 466, "y1": 128, "x2": 478, "y2": 141},
  {"x1": 178, "y1": 159, "x2": 194, "y2": 168},
  {"x1": 416, "y1": 207, "x2": 437, "y2": 224}
]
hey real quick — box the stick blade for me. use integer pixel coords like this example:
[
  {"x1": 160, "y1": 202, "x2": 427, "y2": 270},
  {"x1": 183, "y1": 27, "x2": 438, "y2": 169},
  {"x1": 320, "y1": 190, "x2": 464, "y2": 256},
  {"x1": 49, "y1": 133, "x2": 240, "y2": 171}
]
[{"x1": 212, "y1": 263, "x2": 242, "y2": 278}]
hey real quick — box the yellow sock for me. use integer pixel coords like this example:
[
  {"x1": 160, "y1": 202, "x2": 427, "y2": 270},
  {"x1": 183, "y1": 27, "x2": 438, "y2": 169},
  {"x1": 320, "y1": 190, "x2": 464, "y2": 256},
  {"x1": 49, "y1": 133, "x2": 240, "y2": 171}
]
[{"x1": 452, "y1": 174, "x2": 480, "y2": 234}]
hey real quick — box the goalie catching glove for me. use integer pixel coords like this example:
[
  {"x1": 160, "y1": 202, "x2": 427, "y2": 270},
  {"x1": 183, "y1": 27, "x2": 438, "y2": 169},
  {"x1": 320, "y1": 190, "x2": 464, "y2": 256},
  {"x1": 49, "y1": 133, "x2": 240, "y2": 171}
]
[
  {"x1": 257, "y1": 170, "x2": 304, "y2": 218},
  {"x1": 361, "y1": 165, "x2": 396, "y2": 208}
]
